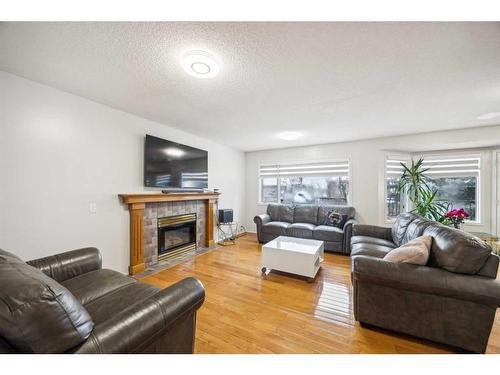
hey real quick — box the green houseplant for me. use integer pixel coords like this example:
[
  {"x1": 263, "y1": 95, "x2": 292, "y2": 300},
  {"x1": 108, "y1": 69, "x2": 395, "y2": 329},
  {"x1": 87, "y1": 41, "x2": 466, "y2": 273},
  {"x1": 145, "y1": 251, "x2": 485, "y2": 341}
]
[{"x1": 398, "y1": 158, "x2": 449, "y2": 222}]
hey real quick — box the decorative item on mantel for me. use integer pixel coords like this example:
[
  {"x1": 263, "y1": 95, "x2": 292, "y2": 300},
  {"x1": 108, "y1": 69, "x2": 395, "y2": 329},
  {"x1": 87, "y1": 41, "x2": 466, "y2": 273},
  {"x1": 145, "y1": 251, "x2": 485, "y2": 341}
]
[{"x1": 444, "y1": 208, "x2": 470, "y2": 230}]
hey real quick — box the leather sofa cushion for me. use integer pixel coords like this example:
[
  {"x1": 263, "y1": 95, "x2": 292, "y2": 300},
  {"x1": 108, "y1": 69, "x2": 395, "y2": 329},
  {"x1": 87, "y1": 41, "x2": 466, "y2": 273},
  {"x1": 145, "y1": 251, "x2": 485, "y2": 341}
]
[
  {"x1": 424, "y1": 225, "x2": 493, "y2": 275},
  {"x1": 392, "y1": 212, "x2": 419, "y2": 246},
  {"x1": 286, "y1": 222, "x2": 315, "y2": 237},
  {"x1": 324, "y1": 241, "x2": 344, "y2": 252},
  {"x1": 350, "y1": 242, "x2": 394, "y2": 258},
  {"x1": 313, "y1": 225, "x2": 344, "y2": 242},
  {"x1": 477, "y1": 254, "x2": 500, "y2": 279},
  {"x1": 318, "y1": 205, "x2": 355, "y2": 225},
  {"x1": 262, "y1": 221, "x2": 290, "y2": 235},
  {"x1": 402, "y1": 217, "x2": 435, "y2": 244},
  {"x1": 84, "y1": 282, "x2": 160, "y2": 325},
  {"x1": 0, "y1": 249, "x2": 94, "y2": 353},
  {"x1": 351, "y1": 235, "x2": 396, "y2": 249},
  {"x1": 294, "y1": 205, "x2": 318, "y2": 225},
  {"x1": 267, "y1": 203, "x2": 294, "y2": 223},
  {"x1": 62, "y1": 269, "x2": 136, "y2": 305}
]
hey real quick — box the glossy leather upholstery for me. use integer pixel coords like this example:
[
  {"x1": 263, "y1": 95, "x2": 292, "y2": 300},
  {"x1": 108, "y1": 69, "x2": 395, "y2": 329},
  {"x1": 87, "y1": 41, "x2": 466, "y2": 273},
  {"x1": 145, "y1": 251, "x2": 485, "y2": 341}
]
[
  {"x1": 351, "y1": 213, "x2": 500, "y2": 353},
  {"x1": 350, "y1": 242, "x2": 395, "y2": 258},
  {"x1": 293, "y1": 205, "x2": 319, "y2": 225},
  {"x1": 254, "y1": 203, "x2": 356, "y2": 254},
  {"x1": 0, "y1": 247, "x2": 205, "y2": 354},
  {"x1": 61, "y1": 269, "x2": 136, "y2": 305},
  {"x1": 26, "y1": 247, "x2": 102, "y2": 283},
  {"x1": 0, "y1": 249, "x2": 94, "y2": 353},
  {"x1": 287, "y1": 222, "x2": 315, "y2": 237},
  {"x1": 313, "y1": 225, "x2": 344, "y2": 242}
]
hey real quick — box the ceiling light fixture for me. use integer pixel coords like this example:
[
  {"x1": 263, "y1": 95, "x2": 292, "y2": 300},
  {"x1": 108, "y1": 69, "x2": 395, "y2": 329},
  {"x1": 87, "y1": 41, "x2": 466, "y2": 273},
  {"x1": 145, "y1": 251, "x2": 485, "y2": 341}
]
[
  {"x1": 476, "y1": 112, "x2": 500, "y2": 120},
  {"x1": 181, "y1": 50, "x2": 219, "y2": 79},
  {"x1": 277, "y1": 131, "x2": 303, "y2": 141}
]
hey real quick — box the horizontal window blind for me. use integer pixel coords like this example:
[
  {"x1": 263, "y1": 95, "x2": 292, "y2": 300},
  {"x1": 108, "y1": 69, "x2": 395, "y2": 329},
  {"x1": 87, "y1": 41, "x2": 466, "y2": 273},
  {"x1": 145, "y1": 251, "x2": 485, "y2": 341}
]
[
  {"x1": 421, "y1": 156, "x2": 480, "y2": 177},
  {"x1": 259, "y1": 160, "x2": 349, "y2": 178},
  {"x1": 385, "y1": 156, "x2": 407, "y2": 176}
]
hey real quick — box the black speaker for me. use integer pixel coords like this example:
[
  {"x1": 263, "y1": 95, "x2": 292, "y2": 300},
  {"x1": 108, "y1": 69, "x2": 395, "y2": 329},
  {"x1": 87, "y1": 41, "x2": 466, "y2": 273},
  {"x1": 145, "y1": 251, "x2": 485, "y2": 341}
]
[{"x1": 218, "y1": 209, "x2": 234, "y2": 224}]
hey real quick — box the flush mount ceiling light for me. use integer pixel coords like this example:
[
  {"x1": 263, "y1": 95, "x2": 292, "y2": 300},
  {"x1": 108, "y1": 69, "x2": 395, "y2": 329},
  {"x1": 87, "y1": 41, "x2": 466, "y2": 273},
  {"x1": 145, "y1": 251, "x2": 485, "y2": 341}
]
[
  {"x1": 277, "y1": 131, "x2": 303, "y2": 141},
  {"x1": 476, "y1": 112, "x2": 500, "y2": 120},
  {"x1": 164, "y1": 147, "x2": 185, "y2": 157},
  {"x1": 181, "y1": 50, "x2": 219, "y2": 79}
]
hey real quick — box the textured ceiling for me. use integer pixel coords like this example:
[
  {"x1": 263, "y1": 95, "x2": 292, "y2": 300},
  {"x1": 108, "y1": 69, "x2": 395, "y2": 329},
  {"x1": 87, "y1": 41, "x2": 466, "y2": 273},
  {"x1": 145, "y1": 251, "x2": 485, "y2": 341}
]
[{"x1": 1, "y1": 22, "x2": 500, "y2": 151}]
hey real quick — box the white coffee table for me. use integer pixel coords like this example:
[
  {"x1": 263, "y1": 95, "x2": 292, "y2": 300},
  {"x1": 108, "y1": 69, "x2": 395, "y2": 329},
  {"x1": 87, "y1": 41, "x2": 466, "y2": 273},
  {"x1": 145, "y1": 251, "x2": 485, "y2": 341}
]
[{"x1": 261, "y1": 236, "x2": 324, "y2": 282}]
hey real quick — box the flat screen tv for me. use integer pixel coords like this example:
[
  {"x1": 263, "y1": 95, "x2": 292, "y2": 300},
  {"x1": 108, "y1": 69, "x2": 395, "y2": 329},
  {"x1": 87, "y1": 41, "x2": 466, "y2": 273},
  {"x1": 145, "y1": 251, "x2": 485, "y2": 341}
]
[{"x1": 144, "y1": 135, "x2": 208, "y2": 190}]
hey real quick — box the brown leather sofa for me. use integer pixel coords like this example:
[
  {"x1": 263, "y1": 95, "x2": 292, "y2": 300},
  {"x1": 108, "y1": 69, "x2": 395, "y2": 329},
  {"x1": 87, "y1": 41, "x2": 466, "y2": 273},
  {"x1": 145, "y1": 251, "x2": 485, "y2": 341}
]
[
  {"x1": 351, "y1": 213, "x2": 500, "y2": 353},
  {"x1": 254, "y1": 203, "x2": 356, "y2": 254},
  {"x1": 0, "y1": 247, "x2": 205, "y2": 354}
]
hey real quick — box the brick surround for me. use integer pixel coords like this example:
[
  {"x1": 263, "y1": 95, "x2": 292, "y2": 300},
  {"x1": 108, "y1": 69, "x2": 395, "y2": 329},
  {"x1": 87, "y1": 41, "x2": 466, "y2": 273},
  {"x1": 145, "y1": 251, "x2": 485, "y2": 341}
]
[{"x1": 143, "y1": 200, "x2": 207, "y2": 268}]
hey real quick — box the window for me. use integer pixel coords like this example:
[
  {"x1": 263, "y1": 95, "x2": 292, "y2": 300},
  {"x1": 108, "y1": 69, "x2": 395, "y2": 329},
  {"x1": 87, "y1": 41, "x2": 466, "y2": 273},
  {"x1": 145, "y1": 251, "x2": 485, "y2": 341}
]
[
  {"x1": 422, "y1": 156, "x2": 480, "y2": 222},
  {"x1": 259, "y1": 160, "x2": 350, "y2": 205},
  {"x1": 384, "y1": 155, "x2": 409, "y2": 221}
]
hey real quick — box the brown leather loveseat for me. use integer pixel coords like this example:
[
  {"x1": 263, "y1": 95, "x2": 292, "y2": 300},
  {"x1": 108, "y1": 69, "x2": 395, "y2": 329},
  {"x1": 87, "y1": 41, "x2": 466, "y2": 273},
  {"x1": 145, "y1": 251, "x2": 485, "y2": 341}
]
[
  {"x1": 350, "y1": 213, "x2": 500, "y2": 353},
  {"x1": 0, "y1": 247, "x2": 205, "y2": 354}
]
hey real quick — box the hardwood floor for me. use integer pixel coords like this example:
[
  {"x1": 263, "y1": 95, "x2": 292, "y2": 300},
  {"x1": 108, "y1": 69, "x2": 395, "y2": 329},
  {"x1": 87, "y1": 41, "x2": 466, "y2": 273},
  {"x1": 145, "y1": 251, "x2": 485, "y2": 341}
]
[{"x1": 140, "y1": 233, "x2": 500, "y2": 354}]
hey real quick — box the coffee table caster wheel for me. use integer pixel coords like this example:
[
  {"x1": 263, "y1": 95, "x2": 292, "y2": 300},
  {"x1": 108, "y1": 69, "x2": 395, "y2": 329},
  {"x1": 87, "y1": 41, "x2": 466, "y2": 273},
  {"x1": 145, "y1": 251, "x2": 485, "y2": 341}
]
[{"x1": 261, "y1": 267, "x2": 267, "y2": 274}]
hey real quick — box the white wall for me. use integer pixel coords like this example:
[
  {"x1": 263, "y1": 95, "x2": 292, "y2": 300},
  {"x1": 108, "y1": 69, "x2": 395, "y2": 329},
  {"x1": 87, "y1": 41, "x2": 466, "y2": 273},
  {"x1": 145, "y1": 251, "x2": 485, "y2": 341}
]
[
  {"x1": 0, "y1": 71, "x2": 246, "y2": 273},
  {"x1": 245, "y1": 125, "x2": 500, "y2": 233}
]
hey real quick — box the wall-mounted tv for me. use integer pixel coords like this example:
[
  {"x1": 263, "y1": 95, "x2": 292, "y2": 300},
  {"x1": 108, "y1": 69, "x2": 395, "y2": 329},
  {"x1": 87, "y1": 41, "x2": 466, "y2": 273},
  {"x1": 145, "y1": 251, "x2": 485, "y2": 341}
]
[{"x1": 144, "y1": 135, "x2": 208, "y2": 190}]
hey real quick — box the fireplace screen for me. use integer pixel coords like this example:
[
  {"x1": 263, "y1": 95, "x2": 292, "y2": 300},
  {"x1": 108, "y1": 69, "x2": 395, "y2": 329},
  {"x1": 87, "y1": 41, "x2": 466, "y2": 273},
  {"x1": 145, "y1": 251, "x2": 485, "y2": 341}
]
[{"x1": 157, "y1": 213, "x2": 196, "y2": 262}]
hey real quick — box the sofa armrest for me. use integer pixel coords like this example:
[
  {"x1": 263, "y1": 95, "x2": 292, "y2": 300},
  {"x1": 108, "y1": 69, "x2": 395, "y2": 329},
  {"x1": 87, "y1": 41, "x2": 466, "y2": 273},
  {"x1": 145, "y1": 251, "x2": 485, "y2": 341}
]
[
  {"x1": 27, "y1": 247, "x2": 102, "y2": 283},
  {"x1": 342, "y1": 219, "x2": 357, "y2": 254},
  {"x1": 254, "y1": 214, "x2": 271, "y2": 243},
  {"x1": 352, "y1": 224, "x2": 392, "y2": 242},
  {"x1": 254, "y1": 213, "x2": 271, "y2": 226},
  {"x1": 73, "y1": 277, "x2": 205, "y2": 354},
  {"x1": 351, "y1": 255, "x2": 500, "y2": 306}
]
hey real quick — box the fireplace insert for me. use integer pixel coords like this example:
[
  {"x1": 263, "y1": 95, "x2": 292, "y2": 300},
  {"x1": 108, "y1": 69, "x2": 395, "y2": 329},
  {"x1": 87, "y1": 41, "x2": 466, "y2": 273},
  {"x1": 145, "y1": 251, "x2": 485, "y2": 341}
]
[{"x1": 157, "y1": 213, "x2": 197, "y2": 262}]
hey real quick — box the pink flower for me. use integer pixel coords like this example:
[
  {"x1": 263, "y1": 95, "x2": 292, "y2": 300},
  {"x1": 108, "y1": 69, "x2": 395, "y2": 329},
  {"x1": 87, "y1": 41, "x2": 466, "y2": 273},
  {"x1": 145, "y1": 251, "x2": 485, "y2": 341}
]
[{"x1": 445, "y1": 208, "x2": 469, "y2": 221}]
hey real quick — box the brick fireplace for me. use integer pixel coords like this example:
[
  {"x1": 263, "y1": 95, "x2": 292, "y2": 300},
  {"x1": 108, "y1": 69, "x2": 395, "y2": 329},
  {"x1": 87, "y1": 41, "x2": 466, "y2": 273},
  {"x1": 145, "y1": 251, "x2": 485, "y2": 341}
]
[
  {"x1": 145, "y1": 203, "x2": 204, "y2": 267},
  {"x1": 119, "y1": 192, "x2": 219, "y2": 275}
]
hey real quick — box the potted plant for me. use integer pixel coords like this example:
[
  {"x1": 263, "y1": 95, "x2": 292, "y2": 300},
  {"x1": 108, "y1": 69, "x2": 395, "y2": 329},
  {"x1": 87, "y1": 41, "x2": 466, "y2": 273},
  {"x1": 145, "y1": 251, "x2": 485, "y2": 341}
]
[
  {"x1": 398, "y1": 158, "x2": 449, "y2": 222},
  {"x1": 444, "y1": 208, "x2": 470, "y2": 229}
]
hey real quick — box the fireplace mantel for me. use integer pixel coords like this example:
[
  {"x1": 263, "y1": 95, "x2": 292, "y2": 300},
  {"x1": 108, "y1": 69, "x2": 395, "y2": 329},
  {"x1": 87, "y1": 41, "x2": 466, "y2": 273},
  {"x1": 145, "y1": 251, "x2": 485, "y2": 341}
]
[
  {"x1": 119, "y1": 192, "x2": 220, "y2": 205},
  {"x1": 119, "y1": 192, "x2": 219, "y2": 275}
]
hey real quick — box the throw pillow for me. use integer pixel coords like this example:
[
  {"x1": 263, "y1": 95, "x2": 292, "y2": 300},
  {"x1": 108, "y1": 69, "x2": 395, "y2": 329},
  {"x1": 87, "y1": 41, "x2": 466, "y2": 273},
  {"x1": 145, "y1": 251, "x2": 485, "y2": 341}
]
[
  {"x1": 384, "y1": 235, "x2": 432, "y2": 265},
  {"x1": 324, "y1": 210, "x2": 348, "y2": 229}
]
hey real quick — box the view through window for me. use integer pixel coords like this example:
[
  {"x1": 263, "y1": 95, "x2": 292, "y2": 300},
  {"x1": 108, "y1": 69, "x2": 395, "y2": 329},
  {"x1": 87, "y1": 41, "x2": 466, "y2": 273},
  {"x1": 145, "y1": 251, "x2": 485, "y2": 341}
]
[
  {"x1": 385, "y1": 156, "x2": 409, "y2": 221},
  {"x1": 259, "y1": 161, "x2": 350, "y2": 205},
  {"x1": 424, "y1": 156, "x2": 480, "y2": 222},
  {"x1": 384, "y1": 154, "x2": 480, "y2": 223}
]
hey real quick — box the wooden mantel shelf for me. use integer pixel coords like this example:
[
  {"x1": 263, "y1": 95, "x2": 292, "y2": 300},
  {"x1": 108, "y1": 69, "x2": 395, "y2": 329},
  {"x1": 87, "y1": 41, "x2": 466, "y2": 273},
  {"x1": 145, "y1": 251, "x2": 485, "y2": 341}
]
[
  {"x1": 119, "y1": 192, "x2": 220, "y2": 205},
  {"x1": 119, "y1": 192, "x2": 220, "y2": 275}
]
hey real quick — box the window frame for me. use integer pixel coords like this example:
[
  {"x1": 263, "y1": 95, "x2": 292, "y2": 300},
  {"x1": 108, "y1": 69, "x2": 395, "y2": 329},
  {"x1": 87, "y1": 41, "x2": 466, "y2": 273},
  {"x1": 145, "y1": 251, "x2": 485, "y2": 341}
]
[
  {"x1": 382, "y1": 153, "x2": 411, "y2": 224},
  {"x1": 257, "y1": 158, "x2": 352, "y2": 206}
]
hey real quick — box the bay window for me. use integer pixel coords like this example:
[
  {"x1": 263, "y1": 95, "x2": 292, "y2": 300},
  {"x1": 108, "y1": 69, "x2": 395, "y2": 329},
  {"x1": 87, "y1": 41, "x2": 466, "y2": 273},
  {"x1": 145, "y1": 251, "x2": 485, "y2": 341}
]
[
  {"x1": 383, "y1": 153, "x2": 481, "y2": 224},
  {"x1": 384, "y1": 155, "x2": 410, "y2": 221},
  {"x1": 423, "y1": 156, "x2": 480, "y2": 223}
]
